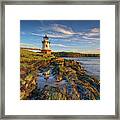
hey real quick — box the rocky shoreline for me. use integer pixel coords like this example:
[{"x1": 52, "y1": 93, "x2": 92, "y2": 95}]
[
  {"x1": 20, "y1": 50, "x2": 100, "y2": 100},
  {"x1": 28, "y1": 59, "x2": 99, "y2": 100}
]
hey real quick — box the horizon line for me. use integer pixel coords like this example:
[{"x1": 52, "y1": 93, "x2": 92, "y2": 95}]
[{"x1": 20, "y1": 47, "x2": 100, "y2": 54}]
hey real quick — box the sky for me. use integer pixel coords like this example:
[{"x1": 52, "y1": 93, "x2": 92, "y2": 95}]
[{"x1": 20, "y1": 20, "x2": 100, "y2": 53}]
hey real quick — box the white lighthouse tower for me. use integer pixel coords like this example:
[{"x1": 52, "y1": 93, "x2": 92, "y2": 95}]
[{"x1": 41, "y1": 35, "x2": 51, "y2": 54}]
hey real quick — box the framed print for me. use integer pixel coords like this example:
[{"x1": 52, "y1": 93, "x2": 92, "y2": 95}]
[{"x1": 0, "y1": 0, "x2": 119, "y2": 119}]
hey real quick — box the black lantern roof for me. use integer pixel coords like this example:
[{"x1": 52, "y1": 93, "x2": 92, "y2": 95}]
[{"x1": 43, "y1": 34, "x2": 48, "y2": 39}]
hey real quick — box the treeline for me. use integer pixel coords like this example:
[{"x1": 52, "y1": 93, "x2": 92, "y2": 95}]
[{"x1": 52, "y1": 52, "x2": 100, "y2": 57}]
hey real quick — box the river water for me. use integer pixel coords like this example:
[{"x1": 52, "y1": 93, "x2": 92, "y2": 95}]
[{"x1": 63, "y1": 57, "x2": 100, "y2": 80}]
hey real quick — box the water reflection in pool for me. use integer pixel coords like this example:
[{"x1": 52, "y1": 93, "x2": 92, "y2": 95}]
[{"x1": 37, "y1": 67, "x2": 67, "y2": 90}]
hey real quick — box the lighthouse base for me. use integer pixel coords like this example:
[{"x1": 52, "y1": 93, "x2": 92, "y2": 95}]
[{"x1": 41, "y1": 49, "x2": 52, "y2": 54}]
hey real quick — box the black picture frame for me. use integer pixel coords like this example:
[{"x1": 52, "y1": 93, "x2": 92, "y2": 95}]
[{"x1": 0, "y1": 0, "x2": 119, "y2": 119}]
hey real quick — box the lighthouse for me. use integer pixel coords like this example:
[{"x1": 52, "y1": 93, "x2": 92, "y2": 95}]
[{"x1": 41, "y1": 35, "x2": 51, "y2": 54}]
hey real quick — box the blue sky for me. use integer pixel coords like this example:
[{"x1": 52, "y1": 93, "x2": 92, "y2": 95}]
[{"x1": 20, "y1": 20, "x2": 100, "y2": 53}]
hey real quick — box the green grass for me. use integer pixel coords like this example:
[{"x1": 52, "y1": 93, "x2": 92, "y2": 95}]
[{"x1": 20, "y1": 49, "x2": 53, "y2": 99}]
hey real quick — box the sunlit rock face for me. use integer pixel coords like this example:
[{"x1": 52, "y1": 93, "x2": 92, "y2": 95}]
[{"x1": 29, "y1": 59, "x2": 100, "y2": 100}]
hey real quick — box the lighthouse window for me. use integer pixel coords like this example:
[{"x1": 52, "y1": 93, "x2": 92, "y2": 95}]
[{"x1": 46, "y1": 45, "x2": 48, "y2": 47}]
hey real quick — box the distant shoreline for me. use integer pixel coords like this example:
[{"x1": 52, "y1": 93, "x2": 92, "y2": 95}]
[
  {"x1": 53, "y1": 52, "x2": 100, "y2": 57},
  {"x1": 20, "y1": 47, "x2": 100, "y2": 57}
]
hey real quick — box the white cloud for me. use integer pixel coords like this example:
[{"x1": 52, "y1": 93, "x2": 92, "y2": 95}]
[
  {"x1": 31, "y1": 33, "x2": 42, "y2": 37},
  {"x1": 82, "y1": 36, "x2": 100, "y2": 40},
  {"x1": 47, "y1": 34, "x2": 67, "y2": 39},
  {"x1": 31, "y1": 32, "x2": 71, "y2": 39},
  {"x1": 91, "y1": 28, "x2": 100, "y2": 33},
  {"x1": 20, "y1": 43, "x2": 39, "y2": 48},
  {"x1": 38, "y1": 23, "x2": 83, "y2": 36},
  {"x1": 84, "y1": 32, "x2": 99, "y2": 37},
  {"x1": 82, "y1": 27, "x2": 100, "y2": 40},
  {"x1": 52, "y1": 24, "x2": 84, "y2": 36},
  {"x1": 52, "y1": 24, "x2": 76, "y2": 35},
  {"x1": 31, "y1": 24, "x2": 100, "y2": 42},
  {"x1": 21, "y1": 32, "x2": 26, "y2": 35},
  {"x1": 51, "y1": 43, "x2": 70, "y2": 47}
]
